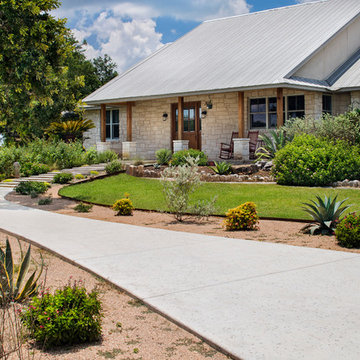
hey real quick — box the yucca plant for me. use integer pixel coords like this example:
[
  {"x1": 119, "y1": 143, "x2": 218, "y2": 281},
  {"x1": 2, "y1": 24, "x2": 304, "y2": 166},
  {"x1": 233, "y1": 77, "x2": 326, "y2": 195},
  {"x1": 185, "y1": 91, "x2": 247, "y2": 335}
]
[
  {"x1": 210, "y1": 161, "x2": 232, "y2": 175},
  {"x1": 0, "y1": 239, "x2": 44, "y2": 306},
  {"x1": 46, "y1": 118, "x2": 95, "y2": 143},
  {"x1": 256, "y1": 129, "x2": 292, "y2": 159},
  {"x1": 302, "y1": 195, "x2": 350, "y2": 235}
]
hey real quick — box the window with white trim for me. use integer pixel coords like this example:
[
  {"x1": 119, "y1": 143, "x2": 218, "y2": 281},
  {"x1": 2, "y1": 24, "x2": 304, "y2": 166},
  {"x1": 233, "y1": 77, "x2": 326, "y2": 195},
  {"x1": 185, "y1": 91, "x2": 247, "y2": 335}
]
[{"x1": 106, "y1": 110, "x2": 119, "y2": 140}]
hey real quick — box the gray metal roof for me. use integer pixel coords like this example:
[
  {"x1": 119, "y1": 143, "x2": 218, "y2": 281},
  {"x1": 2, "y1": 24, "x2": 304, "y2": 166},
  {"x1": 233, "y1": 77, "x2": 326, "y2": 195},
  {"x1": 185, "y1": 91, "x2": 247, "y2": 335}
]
[{"x1": 84, "y1": 0, "x2": 360, "y2": 104}]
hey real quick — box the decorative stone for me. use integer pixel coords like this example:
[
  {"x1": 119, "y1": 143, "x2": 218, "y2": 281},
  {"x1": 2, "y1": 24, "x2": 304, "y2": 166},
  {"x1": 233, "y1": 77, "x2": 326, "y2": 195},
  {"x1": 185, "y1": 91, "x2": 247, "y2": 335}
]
[
  {"x1": 13, "y1": 162, "x2": 21, "y2": 178},
  {"x1": 173, "y1": 140, "x2": 189, "y2": 153},
  {"x1": 233, "y1": 138, "x2": 250, "y2": 161}
]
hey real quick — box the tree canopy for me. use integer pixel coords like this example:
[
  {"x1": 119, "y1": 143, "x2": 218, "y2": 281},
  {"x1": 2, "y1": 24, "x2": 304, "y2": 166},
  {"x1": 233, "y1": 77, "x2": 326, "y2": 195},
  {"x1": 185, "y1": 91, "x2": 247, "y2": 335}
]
[{"x1": 0, "y1": 0, "x2": 118, "y2": 143}]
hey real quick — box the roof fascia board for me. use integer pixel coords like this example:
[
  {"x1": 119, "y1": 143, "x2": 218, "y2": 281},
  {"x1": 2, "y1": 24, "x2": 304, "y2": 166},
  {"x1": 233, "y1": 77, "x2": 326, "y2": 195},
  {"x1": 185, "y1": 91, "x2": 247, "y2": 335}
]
[
  {"x1": 84, "y1": 83, "x2": 328, "y2": 106},
  {"x1": 284, "y1": 12, "x2": 360, "y2": 79}
]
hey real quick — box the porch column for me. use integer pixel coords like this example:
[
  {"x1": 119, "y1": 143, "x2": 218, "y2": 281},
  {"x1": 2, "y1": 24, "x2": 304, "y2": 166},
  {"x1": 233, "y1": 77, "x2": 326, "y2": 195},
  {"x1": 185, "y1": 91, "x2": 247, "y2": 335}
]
[
  {"x1": 126, "y1": 102, "x2": 133, "y2": 141},
  {"x1": 178, "y1": 97, "x2": 184, "y2": 140},
  {"x1": 100, "y1": 104, "x2": 106, "y2": 142},
  {"x1": 238, "y1": 91, "x2": 245, "y2": 137},
  {"x1": 277, "y1": 88, "x2": 284, "y2": 128}
]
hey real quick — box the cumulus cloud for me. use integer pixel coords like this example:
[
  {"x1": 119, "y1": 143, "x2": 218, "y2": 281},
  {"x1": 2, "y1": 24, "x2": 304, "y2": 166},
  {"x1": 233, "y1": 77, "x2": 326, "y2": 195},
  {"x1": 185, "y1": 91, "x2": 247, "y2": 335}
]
[{"x1": 60, "y1": 0, "x2": 251, "y2": 73}]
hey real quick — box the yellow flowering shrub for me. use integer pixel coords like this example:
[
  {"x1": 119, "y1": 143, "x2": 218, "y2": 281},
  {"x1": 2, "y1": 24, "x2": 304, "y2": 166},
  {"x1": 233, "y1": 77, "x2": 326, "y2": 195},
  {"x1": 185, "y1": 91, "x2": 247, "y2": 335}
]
[
  {"x1": 112, "y1": 194, "x2": 134, "y2": 216},
  {"x1": 223, "y1": 202, "x2": 259, "y2": 231}
]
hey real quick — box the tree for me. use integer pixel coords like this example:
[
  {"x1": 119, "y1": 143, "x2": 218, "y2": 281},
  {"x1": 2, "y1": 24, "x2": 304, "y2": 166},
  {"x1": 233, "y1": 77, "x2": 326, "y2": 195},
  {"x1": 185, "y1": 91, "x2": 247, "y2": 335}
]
[
  {"x1": 0, "y1": 0, "x2": 77, "y2": 143},
  {"x1": 92, "y1": 54, "x2": 118, "y2": 86}
]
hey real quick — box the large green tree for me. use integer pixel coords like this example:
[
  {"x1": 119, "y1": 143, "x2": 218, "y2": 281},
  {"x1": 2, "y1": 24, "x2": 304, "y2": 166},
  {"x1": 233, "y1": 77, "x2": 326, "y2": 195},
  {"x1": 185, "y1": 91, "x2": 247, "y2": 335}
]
[
  {"x1": 0, "y1": 0, "x2": 76, "y2": 142},
  {"x1": 0, "y1": 0, "x2": 118, "y2": 143}
]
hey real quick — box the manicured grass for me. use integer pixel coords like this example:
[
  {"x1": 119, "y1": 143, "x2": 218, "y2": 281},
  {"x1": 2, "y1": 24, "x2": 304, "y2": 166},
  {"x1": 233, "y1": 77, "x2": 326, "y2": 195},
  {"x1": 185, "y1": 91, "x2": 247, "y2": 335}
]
[{"x1": 59, "y1": 174, "x2": 360, "y2": 220}]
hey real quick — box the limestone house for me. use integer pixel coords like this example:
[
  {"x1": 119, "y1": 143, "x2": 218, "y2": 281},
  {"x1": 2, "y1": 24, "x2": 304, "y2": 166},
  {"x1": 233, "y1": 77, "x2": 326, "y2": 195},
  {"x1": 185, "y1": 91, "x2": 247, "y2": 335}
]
[{"x1": 83, "y1": 0, "x2": 360, "y2": 161}]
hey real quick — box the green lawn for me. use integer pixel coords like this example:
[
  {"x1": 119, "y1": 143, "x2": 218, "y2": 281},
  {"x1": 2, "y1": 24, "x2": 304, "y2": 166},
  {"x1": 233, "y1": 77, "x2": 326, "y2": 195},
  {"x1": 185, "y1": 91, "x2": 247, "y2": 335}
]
[{"x1": 59, "y1": 174, "x2": 360, "y2": 220}]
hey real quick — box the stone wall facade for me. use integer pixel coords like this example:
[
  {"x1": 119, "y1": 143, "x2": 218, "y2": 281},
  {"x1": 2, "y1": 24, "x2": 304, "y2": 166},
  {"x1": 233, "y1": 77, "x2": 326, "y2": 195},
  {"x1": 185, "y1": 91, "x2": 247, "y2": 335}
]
[
  {"x1": 84, "y1": 88, "x2": 353, "y2": 160},
  {"x1": 351, "y1": 91, "x2": 360, "y2": 108}
]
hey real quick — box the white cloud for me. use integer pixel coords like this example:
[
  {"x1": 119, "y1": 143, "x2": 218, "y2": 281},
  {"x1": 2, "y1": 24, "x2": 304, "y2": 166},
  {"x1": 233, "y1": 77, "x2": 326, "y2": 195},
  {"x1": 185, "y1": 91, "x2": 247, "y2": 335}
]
[{"x1": 73, "y1": 10, "x2": 163, "y2": 72}]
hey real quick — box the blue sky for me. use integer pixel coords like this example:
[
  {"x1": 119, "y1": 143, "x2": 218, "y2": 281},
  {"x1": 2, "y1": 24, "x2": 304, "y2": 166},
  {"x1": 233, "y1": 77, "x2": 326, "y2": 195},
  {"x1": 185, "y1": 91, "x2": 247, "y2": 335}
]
[{"x1": 55, "y1": 0, "x2": 316, "y2": 72}]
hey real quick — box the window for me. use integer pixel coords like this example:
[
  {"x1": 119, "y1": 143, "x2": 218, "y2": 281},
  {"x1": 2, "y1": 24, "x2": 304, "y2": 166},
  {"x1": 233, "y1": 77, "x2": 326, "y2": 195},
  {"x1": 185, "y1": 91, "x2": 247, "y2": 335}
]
[
  {"x1": 287, "y1": 95, "x2": 305, "y2": 119},
  {"x1": 175, "y1": 106, "x2": 201, "y2": 132},
  {"x1": 250, "y1": 98, "x2": 277, "y2": 129},
  {"x1": 106, "y1": 110, "x2": 119, "y2": 140},
  {"x1": 322, "y1": 95, "x2": 332, "y2": 114}
]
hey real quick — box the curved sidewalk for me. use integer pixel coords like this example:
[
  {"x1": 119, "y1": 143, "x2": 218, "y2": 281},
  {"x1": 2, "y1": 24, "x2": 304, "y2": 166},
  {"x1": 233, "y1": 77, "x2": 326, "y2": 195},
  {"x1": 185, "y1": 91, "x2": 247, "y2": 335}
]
[{"x1": 0, "y1": 188, "x2": 359, "y2": 360}]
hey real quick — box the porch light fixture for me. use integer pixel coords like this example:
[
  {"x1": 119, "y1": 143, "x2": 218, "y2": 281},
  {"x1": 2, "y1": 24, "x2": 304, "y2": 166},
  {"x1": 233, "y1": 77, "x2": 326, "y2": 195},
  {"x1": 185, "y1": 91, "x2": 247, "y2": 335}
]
[
  {"x1": 201, "y1": 110, "x2": 208, "y2": 119},
  {"x1": 162, "y1": 112, "x2": 168, "y2": 121},
  {"x1": 206, "y1": 97, "x2": 213, "y2": 109}
]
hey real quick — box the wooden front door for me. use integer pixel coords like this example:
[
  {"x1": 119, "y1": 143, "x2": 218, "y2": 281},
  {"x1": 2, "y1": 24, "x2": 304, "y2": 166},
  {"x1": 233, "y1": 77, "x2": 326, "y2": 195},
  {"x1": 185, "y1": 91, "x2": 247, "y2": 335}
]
[{"x1": 171, "y1": 101, "x2": 201, "y2": 150}]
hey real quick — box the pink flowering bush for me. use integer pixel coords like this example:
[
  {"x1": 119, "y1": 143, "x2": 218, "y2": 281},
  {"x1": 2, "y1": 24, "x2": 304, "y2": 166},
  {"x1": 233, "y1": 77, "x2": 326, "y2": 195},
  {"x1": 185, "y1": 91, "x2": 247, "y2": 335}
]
[
  {"x1": 335, "y1": 213, "x2": 360, "y2": 248},
  {"x1": 223, "y1": 202, "x2": 259, "y2": 231},
  {"x1": 21, "y1": 280, "x2": 102, "y2": 349}
]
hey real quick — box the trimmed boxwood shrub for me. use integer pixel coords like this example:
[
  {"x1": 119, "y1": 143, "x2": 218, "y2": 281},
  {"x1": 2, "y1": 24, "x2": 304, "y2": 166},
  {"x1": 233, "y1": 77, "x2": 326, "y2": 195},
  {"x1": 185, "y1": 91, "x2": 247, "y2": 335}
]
[
  {"x1": 15, "y1": 181, "x2": 50, "y2": 195},
  {"x1": 21, "y1": 282, "x2": 103, "y2": 349},
  {"x1": 273, "y1": 134, "x2": 360, "y2": 186},
  {"x1": 335, "y1": 213, "x2": 360, "y2": 248},
  {"x1": 105, "y1": 160, "x2": 123, "y2": 175},
  {"x1": 53, "y1": 172, "x2": 74, "y2": 184},
  {"x1": 171, "y1": 149, "x2": 208, "y2": 166}
]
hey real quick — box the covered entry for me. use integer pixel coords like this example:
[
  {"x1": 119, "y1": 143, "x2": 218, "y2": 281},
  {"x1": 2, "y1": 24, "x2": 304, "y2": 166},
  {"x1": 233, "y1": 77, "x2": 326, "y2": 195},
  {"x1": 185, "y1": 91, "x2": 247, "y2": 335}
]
[{"x1": 171, "y1": 101, "x2": 202, "y2": 150}]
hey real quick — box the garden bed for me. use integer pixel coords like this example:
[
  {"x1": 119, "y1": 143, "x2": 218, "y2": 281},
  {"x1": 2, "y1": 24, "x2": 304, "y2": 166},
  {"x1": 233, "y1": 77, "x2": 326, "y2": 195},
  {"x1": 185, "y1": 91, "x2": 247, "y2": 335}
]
[
  {"x1": 0, "y1": 233, "x2": 229, "y2": 360},
  {"x1": 6, "y1": 188, "x2": 360, "y2": 254}
]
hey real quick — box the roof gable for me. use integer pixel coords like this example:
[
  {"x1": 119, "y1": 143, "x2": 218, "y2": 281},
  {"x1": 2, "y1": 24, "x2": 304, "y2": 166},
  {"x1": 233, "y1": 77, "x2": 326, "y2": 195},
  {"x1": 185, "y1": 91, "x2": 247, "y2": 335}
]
[{"x1": 85, "y1": 0, "x2": 360, "y2": 104}]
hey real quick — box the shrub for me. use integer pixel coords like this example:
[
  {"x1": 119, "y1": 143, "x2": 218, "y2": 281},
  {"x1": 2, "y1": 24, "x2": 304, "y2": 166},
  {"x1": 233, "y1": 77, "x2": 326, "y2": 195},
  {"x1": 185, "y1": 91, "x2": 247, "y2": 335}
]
[
  {"x1": 210, "y1": 161, "x2": 232, "y2": 175},
  {"x1": 96, "y1": 150, "x2": 118, "y2": 164},
  {"x1": 53, "y1": 172, "x2": 73, "y2": 184},
  {"x1": 133, "y1": 158, "x2": 144, "y2": 166},
  {"x1": 20, "y1": 162, "x2": 50, "y2": 177},
  {"x1": 90, "y1": 170, "x2": 99, "y2": 176},
  {"x1": 15, "y1": 181, "x2": 50, "y2": 195},
  {"x1": 282, "y1": 109, "x2": 360, "y2": 145},
  {"x1": 162, "y1": 157, "x2": 216, "y2": 221},
  {"x1": 171, "y1": 149, "x2": 208, "y2": 166},
  {"x1": 0, "y1": 239, "x2": 44, "y2": 306},
  {"x1": 223, "y1": 202, "x2": 259, "y2": 231},
  {"x1": 38, "y1": 198, "x2": 52, "y2": 206},
  {"x1": 156, "y1": 149, "x2": 172, "y2": 165},
  {"x1": 105, "y1": 160, "x2": 123, "y2": 175},
  {"x1": 113, "y1": 195, "x2": 134, "y2": 216},
  {"x1": 273, "y1": 134, "x2": 360, "y2": 186},
  {"x1": 335, "y1": 213, "x2": 360, "y2": 248},
  {"x1": 302, "y1": 195, "x2": 350, "y2": 235},
  {"x1": 74, "y1": 203, "x2": 93, "y2": 213},
  {"x1": 21, "y1": 281, "x2": 103, "y2": 349},
  {"x1": 75, "y1": 173, "x2": 85, "y2": 180}
]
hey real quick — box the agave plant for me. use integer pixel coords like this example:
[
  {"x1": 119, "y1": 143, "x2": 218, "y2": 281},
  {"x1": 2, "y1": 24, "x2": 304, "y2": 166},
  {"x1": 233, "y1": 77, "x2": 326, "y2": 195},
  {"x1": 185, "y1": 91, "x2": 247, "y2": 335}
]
[
  {"x1": 210, "y1": 161, "x2": 232, "y2": 175},
  {"x1": 302, "y1": 195, "x2": 350, "y2": 235},
  {"x1": 0, "y1": 239, "x2": 44, "y2": 306},
  {"x1": 256, "y1": 129, "x2": 292, "y2": 159},
  {"x1": 46, "y1": 118, "x2": 95, "y2": 143}
]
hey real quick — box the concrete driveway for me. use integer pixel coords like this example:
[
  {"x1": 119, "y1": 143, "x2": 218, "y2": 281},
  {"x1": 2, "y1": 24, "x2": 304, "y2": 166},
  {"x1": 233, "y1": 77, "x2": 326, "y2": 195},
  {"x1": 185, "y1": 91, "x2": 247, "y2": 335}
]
[{"x1": 0, "y1": 188, "x2": 359, "y2": 360}]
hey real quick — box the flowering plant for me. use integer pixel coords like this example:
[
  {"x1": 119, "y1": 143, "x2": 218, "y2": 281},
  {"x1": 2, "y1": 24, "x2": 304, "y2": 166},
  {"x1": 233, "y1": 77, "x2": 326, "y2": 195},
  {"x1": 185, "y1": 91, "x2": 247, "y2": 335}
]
[
  {"x1": 223, "y1": 202, "x2": 259, "y2": 231},
  {"x1": 335, "y1": 212, "x2": 360, "y2": 248}
]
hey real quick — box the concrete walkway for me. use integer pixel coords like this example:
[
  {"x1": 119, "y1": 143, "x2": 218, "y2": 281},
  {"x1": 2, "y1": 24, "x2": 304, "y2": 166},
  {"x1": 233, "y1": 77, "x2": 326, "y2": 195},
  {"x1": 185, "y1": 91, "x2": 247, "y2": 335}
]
[{"x1": 0, "y1": 188, "x2": 359, "y2": 360}]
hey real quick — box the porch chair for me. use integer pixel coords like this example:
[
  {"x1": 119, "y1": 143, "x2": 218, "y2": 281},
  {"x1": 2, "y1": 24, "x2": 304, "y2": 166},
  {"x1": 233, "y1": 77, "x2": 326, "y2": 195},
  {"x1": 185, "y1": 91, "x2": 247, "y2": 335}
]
[
  {"x1": 219, "y1": 132, "x2": 239, "y2": 159},
  {"x1": 249, "y1": 130, "x2": 259, "y2": 159}
]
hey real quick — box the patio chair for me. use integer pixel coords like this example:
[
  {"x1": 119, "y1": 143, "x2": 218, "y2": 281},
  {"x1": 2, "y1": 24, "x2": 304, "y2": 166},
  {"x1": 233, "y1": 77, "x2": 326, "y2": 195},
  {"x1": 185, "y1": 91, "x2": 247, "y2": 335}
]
[
  {"x1": 219, "y1": 132, "x2": 239, "y2": 159},
  {"x1": 249, "y1": 130, "x2": 259, "y2": 159}
]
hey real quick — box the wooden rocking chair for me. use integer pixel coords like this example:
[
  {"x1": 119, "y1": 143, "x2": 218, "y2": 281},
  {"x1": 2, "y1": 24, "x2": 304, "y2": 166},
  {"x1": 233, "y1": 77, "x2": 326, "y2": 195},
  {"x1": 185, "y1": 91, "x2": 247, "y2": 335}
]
[
  {"x1": 219, "y1": 132, "x2": 239, "y2": 159},
  {"x1": 249, "y1": 130, "x2": 259, "y2": 159}
]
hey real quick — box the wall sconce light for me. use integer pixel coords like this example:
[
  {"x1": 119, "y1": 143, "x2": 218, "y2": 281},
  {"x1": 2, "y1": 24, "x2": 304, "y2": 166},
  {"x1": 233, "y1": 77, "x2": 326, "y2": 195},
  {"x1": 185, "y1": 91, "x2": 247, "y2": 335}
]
[
  {"x1": 162, "y1": 112, "x2": 168, "y2": 121},
  {"x1": 206, "y1": 97, "x2": 213, "y2": 110},
  {"x1": 201, "y1": 110, "x2": 208, "y2": 119}
]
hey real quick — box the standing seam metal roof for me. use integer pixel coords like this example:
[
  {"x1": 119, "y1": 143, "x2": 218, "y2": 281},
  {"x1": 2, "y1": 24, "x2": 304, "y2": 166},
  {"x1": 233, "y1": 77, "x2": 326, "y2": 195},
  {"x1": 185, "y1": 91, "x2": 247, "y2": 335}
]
[{"x1": 84, "y1": 0, "x2": 360, "y2": 104}]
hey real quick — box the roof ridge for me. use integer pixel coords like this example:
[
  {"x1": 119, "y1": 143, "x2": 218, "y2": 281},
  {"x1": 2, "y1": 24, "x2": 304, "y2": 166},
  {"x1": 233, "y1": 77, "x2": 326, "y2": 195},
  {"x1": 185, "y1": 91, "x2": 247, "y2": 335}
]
[{"x1": 203, "y1": 0, "x2": 329, "y2": 23}]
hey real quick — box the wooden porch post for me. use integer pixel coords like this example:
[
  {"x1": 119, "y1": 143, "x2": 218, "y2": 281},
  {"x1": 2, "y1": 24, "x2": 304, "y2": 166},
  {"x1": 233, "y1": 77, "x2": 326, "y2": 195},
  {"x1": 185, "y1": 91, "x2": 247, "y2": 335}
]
[
  {"x1": 238, "y1": 91, "x2": 245, "y2": 138},
  {"x1": 126, "y1": 102, "x2": 133, "y2": 142},
  {"x1": 100, "y1": 104, "x2": 106, "y2": 142},
  {"x1": 178, "y1": 97, "x2": 184, "y2": 140},
  {"x1": 277, "y1": 88, "x2": 284, "y2": 128}
]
